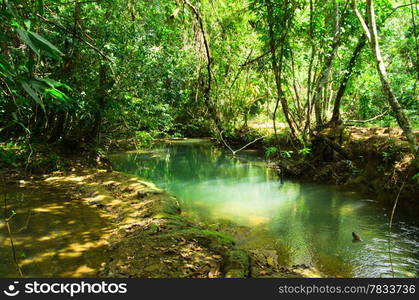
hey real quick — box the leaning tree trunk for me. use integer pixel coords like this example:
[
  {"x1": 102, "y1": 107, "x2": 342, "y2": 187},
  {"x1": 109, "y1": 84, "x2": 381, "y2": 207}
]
[
  {"x1": 265, "y1": 0, "x2": 298, "y2": 142},
  {"x1": 353, "y1": 0, "x2": 417, "y2": 154},
  {"x1": 330, "y1": 35, "x2": 366, "y2": 124},
  {"x1": 183, "y1": 0, "x2": 222, "y2": 133},
  {"x1": 312, "y1": 0, "x2": 343, "y2": 128}
]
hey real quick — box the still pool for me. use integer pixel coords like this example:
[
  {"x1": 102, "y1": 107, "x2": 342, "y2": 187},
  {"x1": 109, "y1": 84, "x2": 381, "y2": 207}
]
[{"x1": 110, "y1": 139, "x2": 419, "y2": 278}]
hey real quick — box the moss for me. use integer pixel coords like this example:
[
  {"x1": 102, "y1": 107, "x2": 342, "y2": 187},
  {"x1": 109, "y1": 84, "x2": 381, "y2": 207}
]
[
  {"x1": 152, "y1": 212, "x2": 191, "y2": 228},
  {"x1": 223, "y1": 249, "x2": 250, "y2": 278},
  {"x1": 161, "y1": 200, "x2": 181, "y2": 215},
  {"x1": 153, "y1": 212, "x2": 181, "y2": 220},
  {"x1": 179, "y1": 228, "x2": 235, "y2": 246},
  {"x1": 147, "y1": 224, "x2": 159, "y2": 234}
]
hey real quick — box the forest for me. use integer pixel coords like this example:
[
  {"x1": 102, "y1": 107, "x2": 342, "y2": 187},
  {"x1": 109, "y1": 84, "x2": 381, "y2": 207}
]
[{"x1": 0, "y1": 0, "x2": 418, "y2": 279}]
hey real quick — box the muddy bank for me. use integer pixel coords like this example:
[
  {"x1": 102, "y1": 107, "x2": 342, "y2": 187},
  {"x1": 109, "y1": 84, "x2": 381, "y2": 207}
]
[
  {"x1": 274, "y1": 126, "x2": 419, "y2": 215},
  {"x1": 210, "y1": 125, "x2": 418, "y2": 215}
]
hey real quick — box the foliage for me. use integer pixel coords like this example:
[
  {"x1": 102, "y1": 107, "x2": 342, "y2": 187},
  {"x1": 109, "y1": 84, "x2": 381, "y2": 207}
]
[
  {"x1": 0, "y1": 0, "x2": 417, "y2": 156},
  {"x1": 0, "y1": 141, "x2": 23, "y2": 167},
  {"x1": 135, "y1": 131, "x2": 153, "y2": 148},
  {"x1": 298, "y1": 147, "x2": 311, "y2": 156},
  {"x1": 265, "y1": 146, "x2": 278, "y2": 158},
  {"x1": 280, "y1": 150, "x2": 293, "y2": 159}
]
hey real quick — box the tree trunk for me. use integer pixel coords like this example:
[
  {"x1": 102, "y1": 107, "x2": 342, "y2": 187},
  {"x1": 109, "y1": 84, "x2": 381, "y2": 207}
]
[
  {"x1": 303, "y1": 0, "x2": 315, "y2": 141},
  {"x1": 312, "y1": 0, "x2": 343, "y2": 128},
  {"x1": 353, "y1": 0, "x2": 417, "y2": 154},
  {"x1": 330, "y1": 35, "x2": 366, "y2": 123},
  {"x1": 89, "y1": 64, "x2": 108, "y2": 143},
  {"x1": 265, "y1": 0, "x2": 298, "y2": 142},
  {"x1": 183, "y1": 0, "x2": 222, "y2": 133}
]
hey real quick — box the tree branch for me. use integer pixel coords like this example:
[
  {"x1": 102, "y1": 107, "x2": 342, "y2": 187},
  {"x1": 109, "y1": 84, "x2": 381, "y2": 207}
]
[
  {"x1": 219, "y1": 131, "x2": 266, "y2": 156},
  {"x1": 35, "y1": 13, "x2": 112, "y2": 62},
  {"x1": 344, "y1": 109, "x2": 389, "y2": 124}
]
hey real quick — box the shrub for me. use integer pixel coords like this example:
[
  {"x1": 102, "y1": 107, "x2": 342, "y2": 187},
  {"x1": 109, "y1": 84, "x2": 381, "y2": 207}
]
[{"x1": 135, "y1": 131, "x2": 153, "y2": 148}]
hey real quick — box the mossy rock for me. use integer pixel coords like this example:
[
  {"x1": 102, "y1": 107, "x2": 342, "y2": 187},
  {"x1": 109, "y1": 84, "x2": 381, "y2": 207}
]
[
  {"x1": 152, "y1": 212, "x2": 192, "y2": 229},
  {"x1": 173, "y1": 228, "x2": 235, "y2": 247}
]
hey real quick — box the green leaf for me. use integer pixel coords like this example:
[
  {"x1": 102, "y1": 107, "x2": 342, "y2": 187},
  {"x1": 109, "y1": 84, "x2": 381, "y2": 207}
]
[
  {"x1": 24, "y1": 20, "x2": 31, "y2": 30},
  {"x1": 28, "y1": 31, "x2": 63, "y2": 57},
  {"x1": 21, "y1": 81, "x2": 45, "y2": 112},
  {"x1": 45, "y1": 88, "x2": 69, "y2": 102},
  {"x1": 16, "y1": 28, "x2": 40, "y2": 57},
  {"x1": 37, "y1": 78, "x2": 72, "y2": 91},
  {"x1": 0, "y1": 63, "x2": 12, "y2": 78}
]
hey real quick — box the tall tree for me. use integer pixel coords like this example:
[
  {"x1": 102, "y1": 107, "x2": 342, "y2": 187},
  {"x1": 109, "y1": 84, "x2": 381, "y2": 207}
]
[
  {"x1": 265, "y1": 0, "x2": 298, "y2": 141},
  {"x1": 353, "y1": 0, "x2": 417, "y2": 154}
]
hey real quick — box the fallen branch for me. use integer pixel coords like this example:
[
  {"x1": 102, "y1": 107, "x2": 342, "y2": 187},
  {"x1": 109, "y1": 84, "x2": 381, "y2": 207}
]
[
  {"x1": 344, "y1": 109, "x2": 389, "y2": 124},
  {"x1": 18, "y1": 208, "x2": 32, "y2": 233},
  {"x1": 219, "y1": 131, "x2": 266, "y2": 156}
]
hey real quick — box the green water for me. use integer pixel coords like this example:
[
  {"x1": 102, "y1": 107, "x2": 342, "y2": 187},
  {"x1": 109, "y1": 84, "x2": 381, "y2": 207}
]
[{"x1": 110, "y1": 139, "x2": 419, "y2": 278}]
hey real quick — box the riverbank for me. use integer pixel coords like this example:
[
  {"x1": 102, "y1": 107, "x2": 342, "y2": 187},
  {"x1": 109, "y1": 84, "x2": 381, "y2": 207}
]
[
  {"x1": 229, "y1": 124, "x2": 419, "y2": 216},
  {"x1": 3, "y1": 126, "x2": 416, "y2": 278},
  {"x1": 1, "y1": 145, "x2": 320, "y2": 278},
  {"x1": 279, "y1": 126, "x2": 418, "y2": 216}
]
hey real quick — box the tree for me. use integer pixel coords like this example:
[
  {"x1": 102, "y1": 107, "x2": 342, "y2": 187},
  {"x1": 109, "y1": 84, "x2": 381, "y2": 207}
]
[
  {"x1": 353, "y1": 0, "x2": 417, "y2": 154},
  {"x1": 264, "y1": 0, "x2": 298, "y2": 142}
]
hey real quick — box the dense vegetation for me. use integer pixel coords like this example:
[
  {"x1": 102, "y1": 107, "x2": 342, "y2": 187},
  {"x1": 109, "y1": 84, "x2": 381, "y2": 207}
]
[
  {"x1": 0, "y1": 0, "x2": 418, "y2": 165},
  {"x1": 1, "y1": 0, "x2": 418, "y2": 280}
]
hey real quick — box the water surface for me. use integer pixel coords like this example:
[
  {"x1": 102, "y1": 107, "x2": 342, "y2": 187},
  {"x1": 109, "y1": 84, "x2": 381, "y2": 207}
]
[{"x1": 110, "y1": 139, "x2": 419, "y2": 278}]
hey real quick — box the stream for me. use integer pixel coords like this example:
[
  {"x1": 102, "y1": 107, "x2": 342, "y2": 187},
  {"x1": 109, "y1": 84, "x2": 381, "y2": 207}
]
[{"x1": 110, "y1": 139, "x2": 419, "y2": 278}]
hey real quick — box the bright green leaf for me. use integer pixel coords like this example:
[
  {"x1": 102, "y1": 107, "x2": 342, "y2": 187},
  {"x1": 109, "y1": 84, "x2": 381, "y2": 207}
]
[{"x1": 21, "y1": 81, "x2": 45, "y2": 112}]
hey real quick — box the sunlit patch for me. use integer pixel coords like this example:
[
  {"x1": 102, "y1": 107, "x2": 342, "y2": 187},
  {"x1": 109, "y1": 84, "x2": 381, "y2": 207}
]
[
  {"x1": 32, "y1": 205, "x2": 65, "y2": 213},
  {"x1": 84, "y1": 194, "x2": 107, "y2": 202},
  {"x1": 291, "y1": 267, "x2": 322, "y2": 278},
  {"x1": 0, "y1": 178, "x2": 114, "y2": 277},
  {"x1": 339, "y1": 202, "x2": 366, "y2": 216},
  {"x1": 20, "y1": 252, "x2": 55, "y2": 266},
  {"x1": 247, "y1": 216, "x2": 269, "y2": 226},
  {"x1": 103, "y1": 180, "x2": 120, "y2": 186},
  {"x1": 62, "y1": 265, "x2": 96, "y2": 277}
]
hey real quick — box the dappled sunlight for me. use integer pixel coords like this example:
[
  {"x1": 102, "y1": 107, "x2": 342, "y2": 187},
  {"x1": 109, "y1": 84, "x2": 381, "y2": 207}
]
[
  {"x1": 83, "y1": 194, "x2": 108, "y2": 203},
  {"x1": 61, "y1": 265, "x2": 97, "y2": 277},
  {"x1": 32, "y1": 204, "x2": 66, "y2": 213},
  {"x1": 0, "y1": 176, "x2": 114, "y2": 277},
  {"x1": 44, "y1": 174, "x2": 91, "y2": 183},
  {"x1": 0, "y1": 162, "x2": 174, "y2": 277}
]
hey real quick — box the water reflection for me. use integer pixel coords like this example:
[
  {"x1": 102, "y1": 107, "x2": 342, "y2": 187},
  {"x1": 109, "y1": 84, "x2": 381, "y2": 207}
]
[{"x1": 110, "y1": 139, "x2": 419, "y2": 278}]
